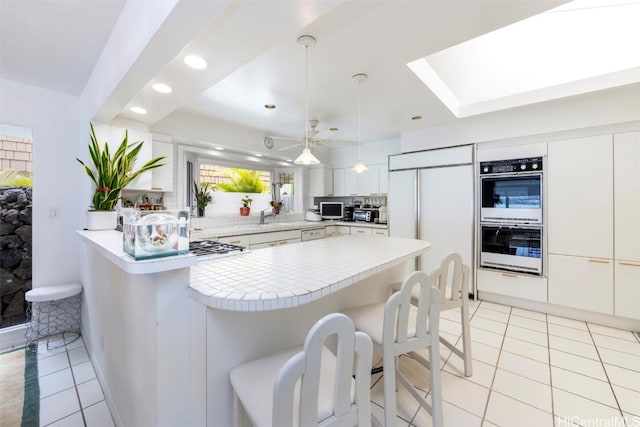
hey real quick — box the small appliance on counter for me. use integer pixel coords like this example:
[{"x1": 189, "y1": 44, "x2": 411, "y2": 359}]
[
  {"x1": 123, "y1": 210, "x2": 190, "y2": 260},
  {"x1": 377, "y1": 205, "x2": 387, "y2": 224},
  {"x1": 353, "y1": 209, "x2": 378, "y2": 223},
  {"x1": 306, "y1": 209, "x2": 323, "y2": 222},
  {"x1": 343, "y1": 206, "x2": 354, "y2": 222}
]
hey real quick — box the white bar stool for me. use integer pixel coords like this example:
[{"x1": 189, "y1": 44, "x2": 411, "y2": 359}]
[
  {"x1": 342, "y1": 271, "x2": 444, "y2": 427},
  {"x1": 229, "y1": 312, "x2": 373, "y2": 427},
  {"x1": 25, "y1": 283, "x2": 83, "y2": 351}
]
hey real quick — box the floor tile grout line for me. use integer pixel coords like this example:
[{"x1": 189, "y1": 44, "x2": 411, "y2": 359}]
[
  {"x1": 545, "y1": 311, "x2": 557, "y2": 427},
  {"x1": 478, "y1": 301, "x2": 511, "y2": 426},
  {"x1": 585, "y1": 322, "x2": 628, "y2": 425},
  {"x1": 65, "y1": 343, "x2": 89, "y2": 427}
]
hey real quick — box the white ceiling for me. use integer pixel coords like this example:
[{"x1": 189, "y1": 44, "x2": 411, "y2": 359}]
[{"x1": 7, "y1": 0, "x2": 636, "y2": 150}]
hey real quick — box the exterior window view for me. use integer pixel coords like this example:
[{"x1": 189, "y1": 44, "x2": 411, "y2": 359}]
[{"x1": 1, "y1": 1, "x2": 639, "y2": 427}]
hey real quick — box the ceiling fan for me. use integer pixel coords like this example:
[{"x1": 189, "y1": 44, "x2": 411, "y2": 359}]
[{"x1": 263, "y1": 119, "x2": 358, "y2": 151}]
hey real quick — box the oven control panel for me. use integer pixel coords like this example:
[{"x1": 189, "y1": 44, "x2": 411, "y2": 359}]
[{"x1": 480, "y1": 156, "x2": 543, "y2": 174}]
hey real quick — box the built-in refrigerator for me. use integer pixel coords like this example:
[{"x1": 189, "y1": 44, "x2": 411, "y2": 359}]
[{"x1": 388, "y1": 145, "x2": 475, "y2": 294}]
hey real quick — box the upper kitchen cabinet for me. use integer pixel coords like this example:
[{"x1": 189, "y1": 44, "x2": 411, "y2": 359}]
[
  {"x1": 547, "y1": 134, "x2": 613, "y2": 259},
  {"x1": 309, "y1": 167, "x2": 333, "y2": 197},
  {"x1": 150, "y1": 140, "x2": 174, "y2": 192},
  {"x1": 332, "y1": 164, "x2": 385, "y2": 196}
]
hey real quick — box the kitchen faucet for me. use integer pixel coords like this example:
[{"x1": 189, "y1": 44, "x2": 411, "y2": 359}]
[{"x1": 259, "y1": 208, "x2": 275, "y2": 224}]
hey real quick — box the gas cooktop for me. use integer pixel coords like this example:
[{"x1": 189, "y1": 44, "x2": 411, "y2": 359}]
[{"x1": 189, "y1": 240, "x2": 245, "y2": 258}]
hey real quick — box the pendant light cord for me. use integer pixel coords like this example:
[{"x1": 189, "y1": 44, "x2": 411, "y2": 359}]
[
  {"x1": 358, "y1": 78, "x2": 362, "y2": 160},
  {"x1": 305, "y1": 44, "x2": 309, "y2": 150}
]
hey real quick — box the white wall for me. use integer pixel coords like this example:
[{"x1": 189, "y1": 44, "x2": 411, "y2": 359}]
[
  {"x1": 401, "y1": 84, "x2": 640, "y2": 151},
  {"x1": 0, "y1": 78, "x2": 85, "y2": 286}
]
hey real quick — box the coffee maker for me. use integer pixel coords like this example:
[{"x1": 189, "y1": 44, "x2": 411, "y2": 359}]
[{"x1": 343, "y1": 206, "x2": 354, "y2": 221}]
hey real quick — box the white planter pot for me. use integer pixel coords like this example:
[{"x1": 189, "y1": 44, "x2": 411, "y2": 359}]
[{"x1": 86, "y1": 210, "x2": 117, "y2": 231}]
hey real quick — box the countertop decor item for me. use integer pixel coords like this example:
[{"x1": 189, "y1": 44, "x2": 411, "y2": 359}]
[
  {"x1": 122, "y1": 210, "x2": 189, "y2": 260},
  {"x1": 77, "y1": 123, "x2": 165, "y2": 230},
  {"x1": 240, "y1": 195, "x2": 252, "y2": 216},
  {"x1": 194, "y1": 182, "x2": 213, "y2": 217}
]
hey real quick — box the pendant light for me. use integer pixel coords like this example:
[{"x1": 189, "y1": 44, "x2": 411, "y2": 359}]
[
  {"x1": 351, "y1": 73, "x2": 368, "y2": 173},
  {"x1": 294, "y1": 35, "x2": 320, "y2": 166}
]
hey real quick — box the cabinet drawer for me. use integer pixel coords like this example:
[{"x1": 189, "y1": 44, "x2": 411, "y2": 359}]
[
  {"x1": 350, "y1": 227, "x2": 371, "y2": 236},
  {"x1": 250, "y1": 238, "x2": 301, "y2": 250},
  {"x1": 371, "y1": 228, "x2": 388, "y2": 236},
  {"x1": 250, "y1": 230, "x2": 301, "y2": 245},
  {"x1": 217, "y1": 235, "x2": 250, "y2": 248},
  {"x1": 548, "y1": 254, "x2": 613, "y2": 314},
  {"x1": 615, "y1": 260, "x2": 640, "y2": 320},
  {"x1": 477, "y1": 269, "x2": 547, "y2": 302}
]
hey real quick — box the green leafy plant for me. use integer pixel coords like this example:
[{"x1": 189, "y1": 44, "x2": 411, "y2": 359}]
[
  {"x1": 241, "y1": 195, "x2": 253, "y2": 207},
  {"x1": 215, "y1": 168, "x2": 268, "y2": 193},
  {"x1": 194, "y1": 182, "x2": 214, "y2": 209},
  {"x1": 0, "y1": 169, "x2": 32, "y2": 187},
  {"x1": 76, "y1": 123, "x2": 165, "y2": 211}
]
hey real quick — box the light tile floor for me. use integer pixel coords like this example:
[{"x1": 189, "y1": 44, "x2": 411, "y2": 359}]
[{"x1": 21, "y1": 299, "x2": 640, "y2": 426}]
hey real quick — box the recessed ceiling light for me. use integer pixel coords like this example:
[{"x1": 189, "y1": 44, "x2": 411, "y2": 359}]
[
  {"x1": 255, "y1": 153, "x2": 263, "y2": 157},
  {"x1": 214, "y1": 146, "x2": 224, "y2": 151},
  {"x1": 285, "y1": 159, "x2": 293, "y2": 162},
  {"x1": 152, "y1": 83, "x2": 172, "y2": 94},
  {"x1": 129, "y1": 106, "x2": 147, "y2": 114},
  {"x1": 330, "y1": 127, "x2": 338, "y2": 132},
  {"x1": 264, "y1": 104, "x2": 276, "y2": 109},
  {"x1": 411, "y1": 115, "x2": 423, "y2": 121},
  {"x1": 184, "y1": 55, "x2": 207, "y2": 70},
  {"x1": 247, "y1": 156, "x2": 261, "y2": 162}
]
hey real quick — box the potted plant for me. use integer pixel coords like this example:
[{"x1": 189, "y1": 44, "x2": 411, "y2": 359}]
[
  {"x1": 270, "y1": 200, "x2": 283, "y2": 215},
  {"x1": 194, "y1": 182, "x2": 214, "y2": 217},
  {"x1": 240, "y1": 195, "x2": 252, "y2": 216},
  {"x1": 76, "y1": 123, "x2": 165, "y2": 230}
]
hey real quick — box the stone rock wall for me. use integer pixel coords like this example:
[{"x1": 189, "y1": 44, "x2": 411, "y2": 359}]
[{"x1": 0, "y1": 186, "x2": 32, "y2": 328}]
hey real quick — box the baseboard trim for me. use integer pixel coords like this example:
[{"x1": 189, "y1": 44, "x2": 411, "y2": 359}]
[
  {"x1": 478, "y1": 291, "x2": 640, "y2": 332},
  {"x1": 0, "y1": 323, "x2": 27, "y2": 352}
]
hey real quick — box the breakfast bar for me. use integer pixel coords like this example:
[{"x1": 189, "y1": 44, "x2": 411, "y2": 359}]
[{"x1": 78, "y1": 232, "x2": 430, "y2": 426}]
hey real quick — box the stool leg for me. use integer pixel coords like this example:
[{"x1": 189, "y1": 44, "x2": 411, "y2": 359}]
[
  {"x1": 382, "y1": 352, "x2": 397, "y2": 427},
  {"x1": 460, "y1": 300, "x2": 473, "y2": 377}
]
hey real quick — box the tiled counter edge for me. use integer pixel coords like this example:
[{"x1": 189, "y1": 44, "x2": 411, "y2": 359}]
[{"x1": 77, "y1": 229, "x2": 197, "y2": 274}]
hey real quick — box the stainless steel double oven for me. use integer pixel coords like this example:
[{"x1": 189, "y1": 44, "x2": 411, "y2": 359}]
[{"x1": 479, "y1": 157, "x2": 544, "y2": 276}]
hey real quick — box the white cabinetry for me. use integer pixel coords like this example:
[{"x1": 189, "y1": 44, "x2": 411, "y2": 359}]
[
  {"x1": 151, "y1": 141, "x2": 174, "y2": 192},
  {"x1": 309, "y1": 167, "x2": 333, "y2": 196},
  {"x1": 332, "y1": 168, "x2": 357, "y2": 196},
  {"x1": 249, "y1": 230, "x2": 301, "y2": 249},
  {"x1": 477, "y1": 269, "x2": 547, "y2": 302},
  {"x1": 350, "y1": 227, "x2": 371, "y2": 236},
  {"x1": 378, "y1": 163, "x2": 388, "y2": 194},
  {"x1": 217, "y1": 235, "x2": 250, "y2": 248},
  {"x1": 613, "y1": 131, "x2": 640, "y2": 319},
  {"x1": 548, "y1": 135, "x2": 613, "y2": 258},
  {"x1": 325, "y1": 226, "x2": 351, "y2": 237},
  {"x1": 547, "y1": 135, "x2": 614, "y2": 314},
  {"x1": 357, "y1": 165, "x2": 379, "y2": 195}
]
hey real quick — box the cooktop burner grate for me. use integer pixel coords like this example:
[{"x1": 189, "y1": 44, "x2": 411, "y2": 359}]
[{"x1": 189, "y1": 240, "x2": 245, "y2": 257}]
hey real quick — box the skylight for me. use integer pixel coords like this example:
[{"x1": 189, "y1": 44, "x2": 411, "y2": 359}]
[{"x1": 408, "y1": 0, "x2": 640, "y2": 118}]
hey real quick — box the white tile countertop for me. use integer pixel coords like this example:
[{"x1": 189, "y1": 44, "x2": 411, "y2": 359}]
[
  {"x1": 189, "y1": 235, "x2": 430, "y2": 312},
  {"x1": 190, "y1": 220, "x2": 387, "y2": 240}
]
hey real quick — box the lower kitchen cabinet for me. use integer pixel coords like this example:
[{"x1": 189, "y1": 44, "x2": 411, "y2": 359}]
[
  {"x1": 548, "y1": 254, "x2": 613, "y2": 315},
  {"x1": 476, "y1": 269, "x2": 547, "y2": 302},
  {"x1": 325, "y1": 226, "x2": 351, "y2": 237},
  {"x1": 217, "y1": 235, "x2": 250, "y2": 248},
  {"x1": 350, "y1": 227, "x2": 371, "y2": 236},
  {"x1": 249, "y1": 229, "x2": 302, "y2": 249},
  {"x1": 614, "y1": 260, "x2": 640, "y2": 320}
]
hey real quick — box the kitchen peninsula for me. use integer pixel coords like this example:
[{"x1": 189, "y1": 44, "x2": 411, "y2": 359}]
[{"x1": 78, "y1": 230, "x2": 430, "y2": 426}]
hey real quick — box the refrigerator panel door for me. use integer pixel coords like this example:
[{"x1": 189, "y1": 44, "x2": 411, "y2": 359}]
[
  {"x1": 419, "y1": 165, "x2": 474, "y2": 276},
  {"x1": 388, "y1": 170, "x2": 417, "y2": 239}
]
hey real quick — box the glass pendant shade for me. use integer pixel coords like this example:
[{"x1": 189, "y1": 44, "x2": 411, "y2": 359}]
[
  {"x1": 294, "y1": 147, "x2": 320, "y2": 165},
  {"x1": 352, "y1": 160, "x2": 368, "y2": 173}
]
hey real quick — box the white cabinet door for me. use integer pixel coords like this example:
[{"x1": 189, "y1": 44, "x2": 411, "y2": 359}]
[
  {"x1": 388, "y1": 170, "x2": 417, "y2": 239},
  {"x1": 350, "y1": 227, "x2": 371, "y2": 236},
  {"x1": 614, "y1": 131, "x2": 640, "y2": 262},
  {"x1": 371, "y1": 228, "x2": 388, "y2": 236},
  {"x1": 378, "y1": 163, "x2": 388, "y2": 194},
  {"x1": 344, "y1": 169, "x2": 357, "y2": 196},
  {"x1": 615, "y1": 261, "x2": 640, "y2": 320},
  {"x1": 548, "y1": 254, "x2": 613, "y2": 314},
  {"x1": 548, "y1": 135, "x2": 613, "y2": 259},
  {"x1": 419, "y1": 165, "x2": 473, "y2": 275},
  {"x1": 332, "y1": 169, "x2": 345, "y2": 196},
  {"x1": 309, "y1": 167, "x2": 332, "y2": 197},
  {"x1": 477, "y1": 269, "x2": 547, "y2": 302},
  {"x1": 151, "y1": 141, "x2": 174, "y2": 192},
  {"x1": 356, "y1": 165, "x2": 379, "y2": 195},
  {"x1": 217, "y1": 235, "x2": 250, "y2": 248}
]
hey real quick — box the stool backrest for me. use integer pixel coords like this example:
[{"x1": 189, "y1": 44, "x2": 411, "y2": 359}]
[
  {"x1": 430, "y1": 252, "x2": 470, "y2": 305},
  {"x1": 273, "y1": 313, "x2": 373, "y2": 427},
  {"x1": 385, "y1": 271, "x2": 441, "y2": 351}
]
